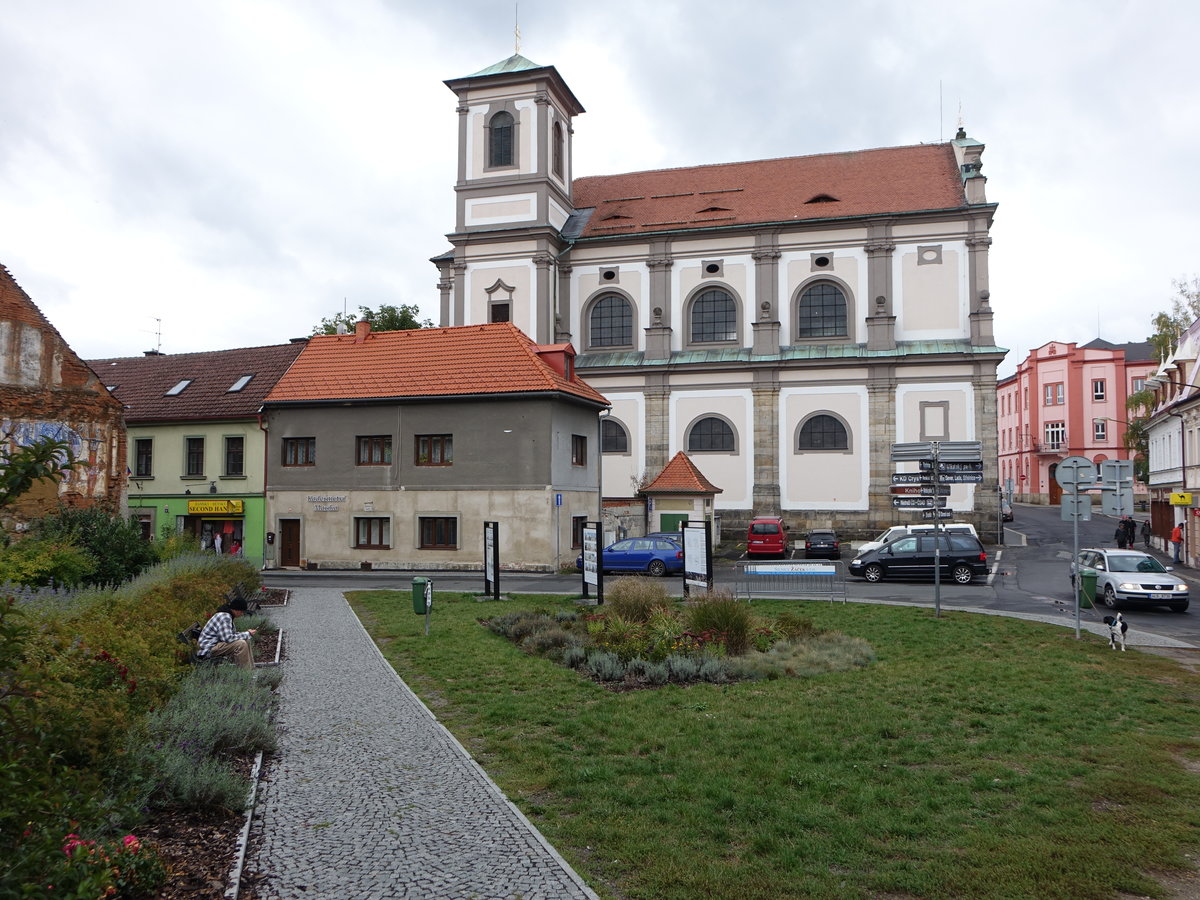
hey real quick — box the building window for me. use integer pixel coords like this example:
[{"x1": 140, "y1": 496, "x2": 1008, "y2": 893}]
[
  {"x1": 1043, "y1": 383, "x2": 1064, "y2": 405},
  {"x1": 689, "y1": 288, "x2": 737, "y2": 343},
  {"x1": 134, "y1": 438, "x2": 153, "y2": 477},
  {"x1": 490, "y1": 302, "x2": 510, "y2": 323},
  {"x1": 1092, "y1": 379, "x2": 1106, "y2": 401},
  {"x1": 552, "y1": 120, "x2": 564, "y2": 177},
  {"x1": 601, "y1": 418, "x2": 629, "y2": 453},
  {"x1": 1132, "y1": 377, "x2": 1146, "y2": 393},
  {"x1": 224, "y1": 436, "x2": 244, "y2": 477},
  {"x1": 797, "y1": 414, "x2": 850, "y2": 451},
  {"x1": 357, "y1": 435, "x2": 392, "y2": 466},
  {"x1": 572, "y1": 434, "x2": 587, "y2": 466},
  {"x1": 572, "y1": 515, "x2": 587, "y2": 548},
  {"x1": 166, "y1": 379, "x2": 192, "y2": 396},
  {"x1": 416, "y1": 435, "x2": 453, "y2": 466},
  {"x1": 589, "y1": 294, "x2": 633, "y2": 348},
  {"x1": 185, "y1": 437, "x2": 204, "y2": 477},
  {"x1": 688, "y1": 416, "x2": 735, "y2": 452},
  {"x1": 1094, "y1": 419, "x2": 1108, "y2": 442},
  {"x1": 227, "y1": 375, "x2": 253, "y2": 392},
  {"x1": 796, "y1": 282, "x2": 848, "y2": 338},
  {"x1": 354, "y1": 517, "x2": 390, "y2": 549},
  {"x1": 1044, "y1": 422, "x2": 1065, "y2": 450},
  {"x1": 488, "y1": 110, "x2": 514, "y2": 168},
  {"x1": 283, "y1": 437, "x2": 316, "y2": 467},
  {"x1": 419, "y1": 516, "x2": 458, "y2": 549}
]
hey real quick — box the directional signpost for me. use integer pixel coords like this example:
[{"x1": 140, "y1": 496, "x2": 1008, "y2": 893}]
[
  {"x1": 890, "y1": 440, "x2": 983, "y2": 618},
  {"x1": 1056, "y1": 455, "x2": 1096, "y2": 640}
]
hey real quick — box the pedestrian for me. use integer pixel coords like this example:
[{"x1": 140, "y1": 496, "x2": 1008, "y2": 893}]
[
  {"x1": 1171, "y1": 523, "x2": 1184, "y2": 564},
  {"x1": 214, "y1": 533, "x2": 223, "y2": 555},
  {"x1": 1123, "y1": 516, "x2": 1136, "y2": 546},
  {"x1": 196, "y1": 593, "x2": 257, "y2": 669},
  {"x1": 230, "y1": 539, "x2": 242, "y2": 557},
  {"x1": 1115, "y1": 522, "x2": 1128, "y2": 549},
  {"x1": 1141, "y1": 519, "x2": 1151, "y2": 550}
]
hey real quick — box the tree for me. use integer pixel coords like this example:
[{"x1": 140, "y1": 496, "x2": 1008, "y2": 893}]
[
  {"x1": 0, "y1": 435, "x2": 77, "y2": 508},
  {"x1": 28, "y1": 507, "x2": 158, "y2": 587},
  {"x1": 313, "y1": 303, "x2": 433, "y2": 336},
  {"x1": 1124, "y1": 388, "x2": 1154, "y2": 483},
  {"x1": 1147, "y1": 275, "x2": 1200, "y2": 361}
]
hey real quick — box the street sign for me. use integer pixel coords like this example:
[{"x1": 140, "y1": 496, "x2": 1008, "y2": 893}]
[
  {"x1": 890, "y1": 485, "x2": 951, "y2": 495},
  {"x1": 1055, "y1": 456, "x2": 1095, "y2": 488},
  {"x1": 938, "y1": 472, "x2": 985, "y2": 484},
  {"x1": 1171, "y1": 492, "x2": 1193, "y2": 506},
  {"x1": 892, "y1": 496, "x2": 948, "y2": 508},
  {"x1": 921, "y1": 508, "x2": 954, "y2": 520},
  {"x1": 918, "y1": 460, "x2": 983, "y2": 472},
  {"x1": 891, "y1": 441, "x2": 935, "y2": 461},
  {"x1": 891, "y1": 473, "x2": 934, "y2": 484},
  {"x1": 1060, "y1": 494, "x2": 1092, "y2": 521}
]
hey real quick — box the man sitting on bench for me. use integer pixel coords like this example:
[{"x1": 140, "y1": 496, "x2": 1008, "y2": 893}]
[{"x1": 197, "y1": 594, "x2": 257, "y2": 670}]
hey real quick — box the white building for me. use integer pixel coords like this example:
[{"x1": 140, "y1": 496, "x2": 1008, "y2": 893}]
[{"x1": 433, "y1": 54, "x2": 1004, "y2": 536}]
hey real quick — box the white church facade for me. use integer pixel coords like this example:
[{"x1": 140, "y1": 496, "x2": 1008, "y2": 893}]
[{"x1": 433, "y1": 54, "x2": 1004, "y2": 534}]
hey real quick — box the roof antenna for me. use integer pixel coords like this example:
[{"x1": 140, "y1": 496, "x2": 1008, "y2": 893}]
[
  {"x1": 955, "y1": 101, "x2": 966, "y2": 139},
  {"x1": 336, "y1": 298, "x2": 349, "y2": 335},
  {"x1": 151, "y1": 317, "x2": 162, "y2": 353},
  {"x1": 514, "y1": 3, "x2": 521, "y2": 55},
  {"x1": 939, "y1": 79, "x2": 942, "y2": 142}
]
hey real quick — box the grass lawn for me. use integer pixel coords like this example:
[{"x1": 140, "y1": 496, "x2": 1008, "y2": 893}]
[{"x1": 347, "y1": 591, "x2": 1200, "y2": 900}]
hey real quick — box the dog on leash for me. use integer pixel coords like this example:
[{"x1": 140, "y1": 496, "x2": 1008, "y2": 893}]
[{"x1": 1102, "y1": 613, "x2": 1127, "y2": 651}]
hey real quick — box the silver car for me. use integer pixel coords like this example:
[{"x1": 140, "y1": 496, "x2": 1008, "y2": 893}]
[{"x1": 1074, "y1": 548, "x2": 1190, "y2": 612}]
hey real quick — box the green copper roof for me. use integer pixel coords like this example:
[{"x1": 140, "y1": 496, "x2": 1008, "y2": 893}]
[
  {"x1": 576, "y1": 341, "x2": 1007, "y2": 369},
  {"x1": 466, "y1": 54, "x2": 544, "y2": 78}
]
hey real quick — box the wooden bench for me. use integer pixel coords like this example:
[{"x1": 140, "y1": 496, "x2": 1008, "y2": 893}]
[
  {"x1": 227, "y1": 583, "x2": 261, "y2": 614},
  {"x1": 176, "y1": 621, "x2": 222, "y2": 666}
]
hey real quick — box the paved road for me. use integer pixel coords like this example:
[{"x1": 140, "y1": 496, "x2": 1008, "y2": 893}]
[{"x1": 246, "y1": 588, "x2": 598, "y2": 900}]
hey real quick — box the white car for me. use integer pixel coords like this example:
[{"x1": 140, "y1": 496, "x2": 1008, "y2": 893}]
[{"x1": 1073, "y1": 548, "x2": 1189, "y2": 612}]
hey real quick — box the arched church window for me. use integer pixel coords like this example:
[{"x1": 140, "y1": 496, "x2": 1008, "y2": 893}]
[
  {"x1": 489, "y1": 111, "x2": 515, "y2": 168},
  {"x1": 796, "y1": 282, "x2": 848, "y2": 338}
]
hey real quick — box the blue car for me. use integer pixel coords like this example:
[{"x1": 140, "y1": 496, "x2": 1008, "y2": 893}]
[{"x1": 576, "y1": 537, "x2": 684, "y2": 577}]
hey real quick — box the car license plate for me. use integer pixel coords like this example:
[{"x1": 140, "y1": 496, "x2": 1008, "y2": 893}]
[{"x1": 1150, "y1": 593, "x2": 1172, "y2": 599}]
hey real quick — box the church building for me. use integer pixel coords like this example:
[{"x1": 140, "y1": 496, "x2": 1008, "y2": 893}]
[{"x1": 433, "y1": 54, "x2": 1004, "y2": 534}]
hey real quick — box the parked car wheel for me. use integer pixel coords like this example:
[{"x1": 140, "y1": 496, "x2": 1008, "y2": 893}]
[
  {"x1": 1171, "y1": 602, "x2": 1189, "y2": 613},
  {"x1": 1103, "y1": 584, "x2": 1120, "y2": 609},
  {"x1": 647, "y1": 559, "x2": 666, "y2": 577},
  {"x1": 863, "y1": 563, "x2": 884, "y2": 583},
  {"x1": 951, "y1": 565, "x2": 974, "y2": 585}
]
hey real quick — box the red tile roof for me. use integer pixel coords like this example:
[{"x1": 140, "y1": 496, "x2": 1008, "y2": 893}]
[
  {"x1": 642, "y1": 451, "x2": 723, "y2": 494},
  {"x1": 87, "y1": 343, "x2": 306, "y2": 422},
  {"x1": 572, "y1": 143, "x2": 967, "y2": 238},
  {"x1": 264, "y1": 322, "x2": 607, "y2": 406}
]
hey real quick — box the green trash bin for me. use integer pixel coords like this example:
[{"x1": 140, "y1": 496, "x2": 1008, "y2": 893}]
[
  {"x1": 1077, "y1": 568, "x2": 1097, "y2": 610},
  {"x1": 412, "y1": 577, "x2": 431, "y2": 615}
]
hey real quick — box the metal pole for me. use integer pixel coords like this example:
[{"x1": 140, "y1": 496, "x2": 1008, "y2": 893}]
[
  {"x1": 1072, "y1": 482, "x2": 1080, "y2": 640},
  {"x1": 933, "y1": 441, "x2": 942, "y2": 618}
]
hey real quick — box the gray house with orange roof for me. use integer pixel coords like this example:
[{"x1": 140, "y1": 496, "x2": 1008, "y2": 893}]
[
  {"x1": 260, "y1": 320, "x2": 607, "y2": 571},
  {"x1": 435, "y1": 54, "x2": 1004, "y2": 538}
]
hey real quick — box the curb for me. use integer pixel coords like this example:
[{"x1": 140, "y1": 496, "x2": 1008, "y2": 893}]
[{"x1": 225, "y1": 625, "x2": 284, "y2": 899}]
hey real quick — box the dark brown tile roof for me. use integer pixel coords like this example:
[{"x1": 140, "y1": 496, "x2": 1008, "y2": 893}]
[
  {"x1": 572, "y1": 143, "x2": 967, "y2": 238},
  {"x1": 264, "y1": 322, "x2": 608, "y2": 406},
  {"x1": 87, "y1": 343, "x2": 306, "y2": 422},
  {"x1": 642, "y1": 451, "x2": 723, "y2": 494}
]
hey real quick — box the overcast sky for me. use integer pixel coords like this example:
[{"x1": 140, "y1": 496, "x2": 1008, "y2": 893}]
[{"x1": 2, "y1": 0, "x2": 1196, "y2": 377}]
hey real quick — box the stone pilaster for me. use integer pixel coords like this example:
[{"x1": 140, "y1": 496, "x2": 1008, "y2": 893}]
[
  {"x1": 752, "y1": 371, "x2": 781, "y2": 515},
  {"x1": 533, "y1": 252, "x2": 554, "y2": 344},
  {"x1": 451, "y1": 261, "x2": 468, "y2": 327},
  {"x1": 555, "y1": 263, "x2": 573, "y2": 342},
  {"x1": 644, "y1": 305, "x2": 672, "y2": 361},
  {"x1": 867, "y1": 367, "x2": 898, "y2": 512},
  {"x1": 643, "y1": 375, "x2": 671, "y2": 479},
  {"x1": 647, "y1": 247, "x2": 673, "y2": 329},
  {"x1": 436, "y1": 269, "x2": 453, "y2": 328},
  {"x1": 865, "y1": 233, "x2": 896, "y2": 351},
  {"x1": 751, "y1": 247, "x2": 781, "y2": 355}
]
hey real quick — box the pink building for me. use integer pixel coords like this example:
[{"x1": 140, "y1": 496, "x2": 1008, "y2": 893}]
[{"x1": 997, "y1": 339, "x2": 1157, "y2": 504}]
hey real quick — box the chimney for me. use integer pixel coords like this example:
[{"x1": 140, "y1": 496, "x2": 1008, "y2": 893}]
[{"x1": 354, "y1": 319, "x2": 370, "y2": 343}]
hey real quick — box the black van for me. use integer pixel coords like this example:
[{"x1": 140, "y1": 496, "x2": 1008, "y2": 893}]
[{"x1": 848, "y1": 533, "x2": 988, "y2": 584}]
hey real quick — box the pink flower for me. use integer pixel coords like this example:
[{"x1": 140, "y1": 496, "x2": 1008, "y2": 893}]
[{"x1": 122, "y1": 834, "x2": 140, "y2": 852}]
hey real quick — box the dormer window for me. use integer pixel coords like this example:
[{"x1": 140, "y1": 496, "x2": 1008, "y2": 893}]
[
  {"x1": 228, "y1": 375, "x2": 253, "y2": 392},
  {"x1": 166, "y1": 379, "x2": 192, "y2": 396}
]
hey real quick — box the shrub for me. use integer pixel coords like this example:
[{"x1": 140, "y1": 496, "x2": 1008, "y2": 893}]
[
  {"x1": 665, "y1": 654, "x2": 701, "y2": 682},
  {"x1": 605, "y1": 578, "x2": 672, "y2": 622},
  {"x1": 521, "y1": 626, "x2": 581, "y2": 659},
  {"x1": 775, "y1": 611, "x2": 822, "y2": 641},
  {"x1": 590, "y1": 614, "x2": 650, "y2": 661},
  {"x1": 562, "y1": 645, "x2": 587, "y2": 668},
  {"x1": 686, "y1": 591, "x2": 753, "y2": 655},
  {"x1": 586, "y1": 649, "x2": 626, "y2": 681},
  {"x1": 29, "y1": 506, "x2": 159, "y2": 587},
  {"x1": 0, "y1": 537, "x2": 96, "y2": 587},
  {"x1": 698, "y1": 655, "x2": 730, "y2": 683}
]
